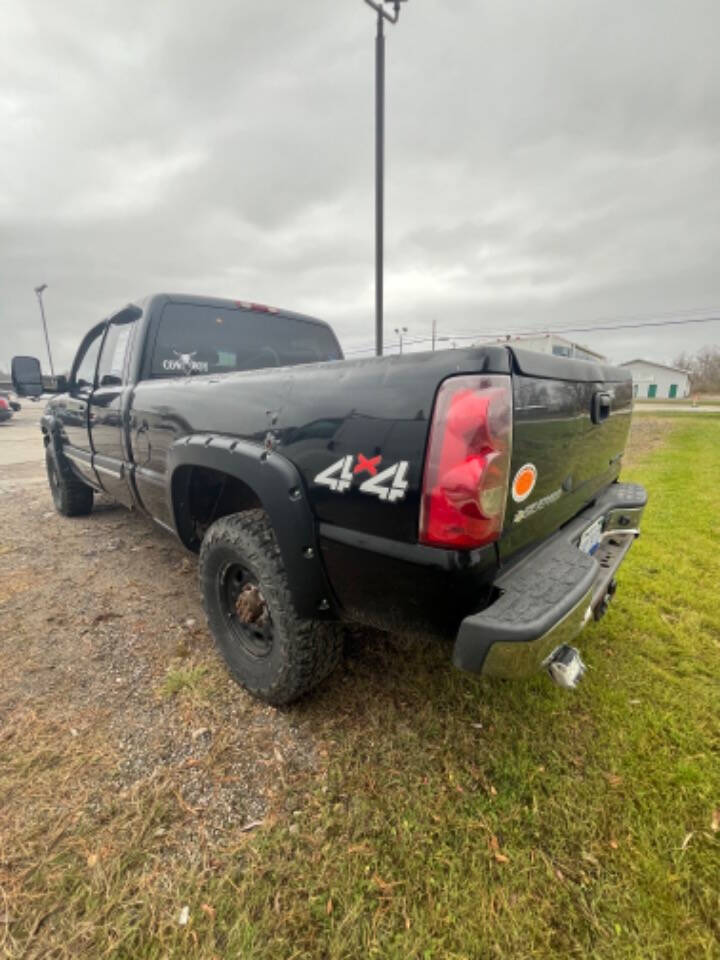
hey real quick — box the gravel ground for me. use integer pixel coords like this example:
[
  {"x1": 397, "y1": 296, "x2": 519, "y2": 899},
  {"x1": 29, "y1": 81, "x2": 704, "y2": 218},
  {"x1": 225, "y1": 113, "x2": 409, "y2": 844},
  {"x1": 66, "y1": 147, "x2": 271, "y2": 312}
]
[{"x1": 0, "y1": 407, "x2": 332, "y2": 840}]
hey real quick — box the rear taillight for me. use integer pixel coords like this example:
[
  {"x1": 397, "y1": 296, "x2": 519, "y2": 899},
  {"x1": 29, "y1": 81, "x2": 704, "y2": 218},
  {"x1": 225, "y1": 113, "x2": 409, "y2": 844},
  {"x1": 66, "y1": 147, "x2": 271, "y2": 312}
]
[
  {"x1": 0, "y1": 397, "x2": 9, "y2": 411},
  {"x1": 419, "y1": 375, "x2": 512, "y2": 549}
]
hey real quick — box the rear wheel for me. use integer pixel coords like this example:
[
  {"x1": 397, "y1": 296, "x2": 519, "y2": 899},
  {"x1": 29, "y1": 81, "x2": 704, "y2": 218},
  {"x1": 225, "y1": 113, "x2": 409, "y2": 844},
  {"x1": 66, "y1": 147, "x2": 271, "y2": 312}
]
[
  {"x1": 199, "y1": 510, "x2": 342, "y2": 705},
  {"x1": 45, "y1": 445, "x2": 94, "y2": 517}
]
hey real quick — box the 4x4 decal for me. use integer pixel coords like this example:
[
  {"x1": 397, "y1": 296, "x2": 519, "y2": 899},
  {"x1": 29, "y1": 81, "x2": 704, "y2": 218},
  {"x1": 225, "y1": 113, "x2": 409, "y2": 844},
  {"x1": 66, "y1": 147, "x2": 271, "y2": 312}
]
[
  {"x1": 314, "y1": 455, "x2": 355, "y2": 493},
  {"x1": 314, "y1": 454, "x2": 410, "y2": 503}
]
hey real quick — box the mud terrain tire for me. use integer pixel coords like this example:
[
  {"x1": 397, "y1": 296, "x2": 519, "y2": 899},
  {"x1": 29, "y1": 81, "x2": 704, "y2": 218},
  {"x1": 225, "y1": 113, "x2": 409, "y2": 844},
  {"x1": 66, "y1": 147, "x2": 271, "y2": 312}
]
[
  {"x1": 45, "y1": 445, "x2": 94, "y2": 517},
  {"x1": 199, "y1": 510, "x2": 342, "y2": 705}
]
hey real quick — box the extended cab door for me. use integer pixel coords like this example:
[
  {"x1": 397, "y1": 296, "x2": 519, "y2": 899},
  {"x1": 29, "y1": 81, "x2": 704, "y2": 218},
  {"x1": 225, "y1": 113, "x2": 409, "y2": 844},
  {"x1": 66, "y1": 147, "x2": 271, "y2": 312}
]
[
  {"x1": 88, "y1": 311, "x2": 138, "y2": 508},
  {"x1": 56, "y1": 323, "x2": 105, "y2": 487}
]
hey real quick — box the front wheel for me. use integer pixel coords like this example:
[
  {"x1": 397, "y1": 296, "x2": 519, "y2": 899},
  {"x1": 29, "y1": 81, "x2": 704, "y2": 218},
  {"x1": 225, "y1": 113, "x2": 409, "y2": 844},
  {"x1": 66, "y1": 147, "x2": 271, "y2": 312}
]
[
  {"x1": 45, "y1": 445, "x2": 94, "y2": 517},
  {"x1": 199, "y1": 510, "x2": 342, "y2": 705}
]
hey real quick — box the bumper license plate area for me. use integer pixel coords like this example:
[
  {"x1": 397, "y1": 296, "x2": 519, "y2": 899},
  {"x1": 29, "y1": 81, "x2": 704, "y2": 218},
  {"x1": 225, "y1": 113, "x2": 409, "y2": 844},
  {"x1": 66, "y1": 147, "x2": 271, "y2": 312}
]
[{"x1": 579, "y1": 517, "x2": 603, "y2": 555}]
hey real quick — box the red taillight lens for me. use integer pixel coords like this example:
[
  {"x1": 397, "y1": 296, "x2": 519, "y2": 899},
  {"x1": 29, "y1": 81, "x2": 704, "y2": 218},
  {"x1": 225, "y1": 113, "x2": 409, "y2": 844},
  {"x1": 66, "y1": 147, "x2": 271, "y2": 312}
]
[
  {"x1": 419, "y1": 375, "x2": 512, "y2": 548},
  {"x1": 0, "y1": 397, "x2": 9, "y2": 411}
]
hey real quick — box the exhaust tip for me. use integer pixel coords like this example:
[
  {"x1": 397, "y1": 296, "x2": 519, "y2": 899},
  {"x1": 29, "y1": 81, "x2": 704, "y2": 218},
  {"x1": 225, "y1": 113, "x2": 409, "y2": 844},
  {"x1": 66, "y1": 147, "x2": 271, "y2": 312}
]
[{"x1": 546, "y1": 644, "x2": 586, "y2": 689}]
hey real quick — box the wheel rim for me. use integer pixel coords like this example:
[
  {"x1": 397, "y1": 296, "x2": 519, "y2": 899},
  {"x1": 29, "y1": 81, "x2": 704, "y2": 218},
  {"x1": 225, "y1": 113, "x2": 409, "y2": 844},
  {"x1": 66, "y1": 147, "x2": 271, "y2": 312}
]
[{"x1": 219, "y1": 561, "x2": 273, "y2": 659}]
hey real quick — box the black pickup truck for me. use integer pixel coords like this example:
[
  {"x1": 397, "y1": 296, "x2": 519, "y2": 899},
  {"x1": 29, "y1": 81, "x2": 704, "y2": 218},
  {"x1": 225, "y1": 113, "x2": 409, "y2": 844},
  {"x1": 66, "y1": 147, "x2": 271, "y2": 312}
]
[{"x1": 12, "y1": 294, "x2": 646, "y2": 703}]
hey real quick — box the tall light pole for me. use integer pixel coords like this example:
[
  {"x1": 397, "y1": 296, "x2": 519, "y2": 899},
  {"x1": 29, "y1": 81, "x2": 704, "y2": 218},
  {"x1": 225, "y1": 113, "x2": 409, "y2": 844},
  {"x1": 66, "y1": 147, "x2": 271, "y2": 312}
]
[
  {"x1": 34, "y1": 283, "x2": 55, "y2": 376},
  {"x1": 363, "y1": 0, "x2": 409, "y2": 357},
  {"x1": 394, "y1": 326, "x2": 408, "y2": 354}
]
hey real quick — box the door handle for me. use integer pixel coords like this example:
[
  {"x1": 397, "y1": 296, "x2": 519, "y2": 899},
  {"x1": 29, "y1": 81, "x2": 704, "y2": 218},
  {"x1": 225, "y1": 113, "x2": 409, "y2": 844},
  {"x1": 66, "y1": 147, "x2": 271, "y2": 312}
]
[{"x1": 591, "y1": 391, "x2": 612, "y2": 424}]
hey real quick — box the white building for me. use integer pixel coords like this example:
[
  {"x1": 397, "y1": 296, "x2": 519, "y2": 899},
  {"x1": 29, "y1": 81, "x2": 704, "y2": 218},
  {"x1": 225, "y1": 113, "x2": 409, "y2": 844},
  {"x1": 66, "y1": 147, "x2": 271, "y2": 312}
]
[
  {"x1": 618, "y1": 359, "x2": 691, "y2": 399},
  {"x1": 481, "y1": 333, "x2": 606, "y2": 362}
]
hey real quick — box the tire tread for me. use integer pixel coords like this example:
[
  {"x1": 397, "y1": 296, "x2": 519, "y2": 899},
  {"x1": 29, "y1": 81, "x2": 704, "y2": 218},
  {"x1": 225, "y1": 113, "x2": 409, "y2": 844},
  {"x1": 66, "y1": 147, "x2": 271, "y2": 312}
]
[
  {"x1": 199, "y1": 510, "x2": 342, "y2": 705},
  {"x1": 46, "y1": 446, "x2": 94, "y2": 516}
]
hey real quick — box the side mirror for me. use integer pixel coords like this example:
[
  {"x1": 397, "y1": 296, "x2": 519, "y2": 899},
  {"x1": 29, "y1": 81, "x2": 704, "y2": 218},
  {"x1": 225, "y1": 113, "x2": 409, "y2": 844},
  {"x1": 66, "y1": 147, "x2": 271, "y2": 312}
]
[
  {"x1": 11, "y1": 356, "x2": 44, "y2": 397},
  {"x1": 11, "y1": 357, "x2": 68, "y2": 397}
]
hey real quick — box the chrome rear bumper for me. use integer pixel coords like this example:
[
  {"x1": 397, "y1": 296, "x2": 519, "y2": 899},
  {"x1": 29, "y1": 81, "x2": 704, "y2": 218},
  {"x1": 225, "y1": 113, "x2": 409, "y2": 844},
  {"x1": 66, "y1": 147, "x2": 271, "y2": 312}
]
[{"x1": 453, "y1": 483, "x2": 647, "y2": 679}]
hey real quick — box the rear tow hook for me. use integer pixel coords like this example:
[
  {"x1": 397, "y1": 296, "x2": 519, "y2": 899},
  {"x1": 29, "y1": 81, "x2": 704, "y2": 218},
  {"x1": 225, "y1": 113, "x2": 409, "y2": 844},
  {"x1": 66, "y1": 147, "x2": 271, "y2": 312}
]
[
  {"x1": 594, "y1": 577, "x2": 618, "y2": 621},
  {"x1": 546, "y1": 644, "x2": 586, "y2": 689}
]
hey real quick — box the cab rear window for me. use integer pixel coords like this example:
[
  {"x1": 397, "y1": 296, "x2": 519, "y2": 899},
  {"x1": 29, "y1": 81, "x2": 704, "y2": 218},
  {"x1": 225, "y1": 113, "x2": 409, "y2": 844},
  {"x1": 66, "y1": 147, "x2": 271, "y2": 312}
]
[{"x1": 149, "y1": 303, "x2": 342, "y2": 378}]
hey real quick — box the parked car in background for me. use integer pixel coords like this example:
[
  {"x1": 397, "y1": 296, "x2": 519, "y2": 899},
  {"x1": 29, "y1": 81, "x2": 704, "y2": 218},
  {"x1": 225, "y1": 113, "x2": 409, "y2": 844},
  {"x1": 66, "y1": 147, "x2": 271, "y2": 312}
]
[{"x1": 0, "y1": 392, "x2": 15, "y2": 422}]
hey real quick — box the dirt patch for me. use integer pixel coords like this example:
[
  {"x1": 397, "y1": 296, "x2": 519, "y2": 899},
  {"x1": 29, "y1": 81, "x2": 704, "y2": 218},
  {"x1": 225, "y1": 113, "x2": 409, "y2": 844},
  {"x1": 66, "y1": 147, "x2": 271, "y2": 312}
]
[
  {"x1": 0, "y1": 463, "x2": 328, "y2": 843},
  {"x1": 624, "y1": 415, "x2": 678, "y2": 468}
]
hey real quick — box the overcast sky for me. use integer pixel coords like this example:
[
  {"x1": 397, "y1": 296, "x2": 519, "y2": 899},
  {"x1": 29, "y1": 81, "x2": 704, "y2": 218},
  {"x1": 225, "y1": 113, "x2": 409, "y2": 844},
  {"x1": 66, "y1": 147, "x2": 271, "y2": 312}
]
[{"x1": 2, "y1": 0, "x2": 719, "y2": 372}]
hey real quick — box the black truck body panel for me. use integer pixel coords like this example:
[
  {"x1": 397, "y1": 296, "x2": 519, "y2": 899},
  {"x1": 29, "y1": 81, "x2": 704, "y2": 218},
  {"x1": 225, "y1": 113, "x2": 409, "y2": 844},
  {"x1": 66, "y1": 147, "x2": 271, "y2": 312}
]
[
  {"x1": 501, "y1": 354, "x2": 633, "y2": 560},
  {"x1": 129, "y1": 340, "x2": 512, "y2": 543}
]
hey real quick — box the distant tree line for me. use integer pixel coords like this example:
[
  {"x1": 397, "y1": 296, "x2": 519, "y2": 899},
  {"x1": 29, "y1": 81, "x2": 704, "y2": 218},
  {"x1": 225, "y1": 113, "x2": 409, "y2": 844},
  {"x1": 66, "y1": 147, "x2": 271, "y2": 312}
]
[{"x1": 673, "y1": 346, "x2": 720, "y2": 394}]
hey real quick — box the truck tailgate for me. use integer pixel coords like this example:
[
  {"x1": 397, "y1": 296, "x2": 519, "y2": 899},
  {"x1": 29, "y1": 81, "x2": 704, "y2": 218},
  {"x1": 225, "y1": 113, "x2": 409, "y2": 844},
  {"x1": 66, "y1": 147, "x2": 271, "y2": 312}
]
[{"x1": 499, "y1": 347, "x2": 633, "y2": 561}]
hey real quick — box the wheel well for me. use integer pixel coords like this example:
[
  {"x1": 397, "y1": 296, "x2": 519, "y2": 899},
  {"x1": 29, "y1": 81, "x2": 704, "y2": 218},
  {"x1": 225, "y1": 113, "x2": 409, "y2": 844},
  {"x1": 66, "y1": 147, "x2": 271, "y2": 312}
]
[{"x1": 172, "y1": 465, "x2": 262, "y2": 551}]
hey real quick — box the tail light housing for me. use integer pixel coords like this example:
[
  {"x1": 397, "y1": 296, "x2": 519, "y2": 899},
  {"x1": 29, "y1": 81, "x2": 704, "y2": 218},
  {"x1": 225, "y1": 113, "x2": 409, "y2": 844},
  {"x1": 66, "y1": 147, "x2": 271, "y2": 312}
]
[
  {"x1": 0, "y1": 396, "x2": 9, "y2": 411},
  {"x1": 419, "y1": 375, "x2": 513, "y2": 549}
]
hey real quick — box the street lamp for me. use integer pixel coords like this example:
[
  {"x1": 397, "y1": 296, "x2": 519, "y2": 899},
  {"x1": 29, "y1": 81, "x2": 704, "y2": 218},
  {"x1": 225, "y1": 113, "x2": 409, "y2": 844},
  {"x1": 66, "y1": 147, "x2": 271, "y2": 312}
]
[
  {"x1": 394, "y1": 326, "x2": 408, "y2": 354},
  {"x1": 363, "y1": 0, "x2": 409, "y2": 357},
  {"x1": 33, "y1": 283, "x2": 55, "y2": 376}
]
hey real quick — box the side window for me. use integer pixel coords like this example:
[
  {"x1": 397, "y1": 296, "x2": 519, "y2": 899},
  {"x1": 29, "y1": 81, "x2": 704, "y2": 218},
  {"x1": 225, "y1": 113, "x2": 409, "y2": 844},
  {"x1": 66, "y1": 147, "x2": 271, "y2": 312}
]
[
  {"x1": 74, "y1": 331, "x2": 104, "y2": 388},
  {"x1": 97, "y1": 321, "x2": 133, "y2": 387}
]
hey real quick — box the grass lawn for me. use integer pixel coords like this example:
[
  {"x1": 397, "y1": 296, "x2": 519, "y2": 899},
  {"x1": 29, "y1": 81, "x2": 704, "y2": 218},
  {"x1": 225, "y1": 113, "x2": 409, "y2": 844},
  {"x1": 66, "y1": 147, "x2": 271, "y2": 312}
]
[{"x1": 2, "y1": 416, "x2": 719, "y2": 959}]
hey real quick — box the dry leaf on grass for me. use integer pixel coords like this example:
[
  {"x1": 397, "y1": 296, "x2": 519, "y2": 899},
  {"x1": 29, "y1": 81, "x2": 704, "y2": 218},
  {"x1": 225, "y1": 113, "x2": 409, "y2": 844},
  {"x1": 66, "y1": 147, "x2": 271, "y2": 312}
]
[
  {"x1": 489, "y1": 835, "x2": 509, "y2": 863},
  {"x1": 240, "y1": 819, "x2": 263, "y2": 833},
  {"x1": 711, "y1": 809, "x2": 720, "y2": 833},
  {"x1": 347, "y1": 843, "x2": 374, "y2": 855}
]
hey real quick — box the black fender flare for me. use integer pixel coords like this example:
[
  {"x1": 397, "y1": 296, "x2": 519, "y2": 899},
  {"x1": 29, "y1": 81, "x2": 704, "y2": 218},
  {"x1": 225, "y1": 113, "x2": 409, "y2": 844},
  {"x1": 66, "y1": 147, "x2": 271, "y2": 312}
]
[
  {"x1": 40, "y1": 412, "x2": 100, "y2": 490},
  {"x1": 40, "y1": 412, "x2": 64, "y2": 459},
  {"x1": 166, "y1": 434, "x2": 339, "y2": 621}
]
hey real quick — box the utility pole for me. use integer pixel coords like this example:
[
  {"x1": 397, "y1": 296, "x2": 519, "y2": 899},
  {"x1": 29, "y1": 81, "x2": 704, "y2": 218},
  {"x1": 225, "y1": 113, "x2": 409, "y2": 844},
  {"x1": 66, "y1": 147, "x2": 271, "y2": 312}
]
[
  {"x1": 394, "y1": 326, "x2": 408, "y2": 354},
  {"x1": 34, "y1": 283, "x2": 55, "y2": 376},
  {"x1": 431, "y1": 317, "x2": 437, "y2": 351},
  {"x1": 363, "y1": 0, "x2": 409, "y2": 357}
]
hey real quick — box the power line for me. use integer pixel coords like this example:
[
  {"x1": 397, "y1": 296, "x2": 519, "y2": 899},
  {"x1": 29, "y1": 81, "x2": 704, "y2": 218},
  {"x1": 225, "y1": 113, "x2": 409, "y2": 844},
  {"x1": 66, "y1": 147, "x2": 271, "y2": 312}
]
[
  {"x1": 447, "y1": 305, "x2": 720, "y2": 340},
  {"x1": 341, "y1": 313, "x2": 720, "y2": 356}
]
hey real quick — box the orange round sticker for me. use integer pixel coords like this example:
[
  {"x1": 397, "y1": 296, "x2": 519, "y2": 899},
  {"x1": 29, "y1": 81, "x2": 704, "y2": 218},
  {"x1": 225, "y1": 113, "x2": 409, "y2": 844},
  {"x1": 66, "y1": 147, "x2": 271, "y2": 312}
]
[{"x1": 512, "y1": 463, "x2": 537, "y2": 503}]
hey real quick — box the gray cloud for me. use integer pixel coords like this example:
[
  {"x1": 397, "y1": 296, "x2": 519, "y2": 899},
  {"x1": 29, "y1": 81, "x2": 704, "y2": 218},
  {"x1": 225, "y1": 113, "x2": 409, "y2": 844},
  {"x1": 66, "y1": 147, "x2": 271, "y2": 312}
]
[{"x1": 1, "y1": 0, "x2": 719, "y2": 372}]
